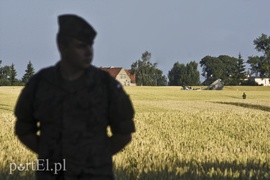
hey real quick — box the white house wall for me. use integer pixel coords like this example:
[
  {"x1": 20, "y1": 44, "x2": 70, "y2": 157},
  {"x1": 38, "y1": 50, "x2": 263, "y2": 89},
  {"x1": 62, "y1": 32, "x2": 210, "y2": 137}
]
[
  {"x1": 254, "y1": 78, "x2": 270, "y2": 86},
  {"x1": 116, "y1": 69, "x2": 131, "y2": 86}
]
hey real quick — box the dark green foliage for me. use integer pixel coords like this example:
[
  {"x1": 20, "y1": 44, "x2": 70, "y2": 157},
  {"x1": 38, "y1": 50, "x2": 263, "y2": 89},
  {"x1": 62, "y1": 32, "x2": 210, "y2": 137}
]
[
  {"x1": 0, "y1": 61, "x2": 19, "y2": 86},
  {"x1": 186, "y1": 61, "x2": 200, "y2": 85},
  {"x1": 237, "y1": 53, "x2": 246, "y2": 85},
  {"x1": 168, "y1": 61, "x2": 200, "y2": 86},
  {"x1": 22, "y1": 61, "x2": 35, "y2": 83},
  {"x1": 0, "y1": 60, "x2": 29, "y2": 86},
  {"x1": 10, "y1": 63, "x2": 17, "y2": 85},
  {"x1": 200, "y1": 55, "x2": 240, "y2": 85},
  {"x1": 131, "y1": 51, "x2": 167, "y2": 86},
  {"x1": 0, "y1": 60, "x2": 10, "y2": 86},
  {"x1": 247, "y1": 34, "x2": 270, "y2": 78},
  {"x1": 240, "y1": 79, "x2": 259, "y2": 86}
]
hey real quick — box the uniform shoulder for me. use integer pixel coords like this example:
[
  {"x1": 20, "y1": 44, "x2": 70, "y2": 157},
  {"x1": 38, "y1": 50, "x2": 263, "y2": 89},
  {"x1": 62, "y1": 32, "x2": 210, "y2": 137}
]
[
  {"x1": 89, "y1": 65, "x2": 114, "y2": 81},
  {"x1": 26, "y1": 65, "x2": 57, "y2": 85},
  {"x1": 88, "y1": 65, "x2": 123, "y2": 91},
  {"x1": 36, "y1": 65, "x2": 56, "y2": 76}
]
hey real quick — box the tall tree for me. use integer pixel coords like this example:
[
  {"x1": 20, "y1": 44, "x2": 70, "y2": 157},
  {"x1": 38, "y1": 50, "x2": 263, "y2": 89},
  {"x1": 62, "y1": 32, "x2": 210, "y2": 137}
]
[
  {"x1": 247, "y1": 33, "x2": 270, "y2": 77},
  {"x1": 236, "y1": 53, "x2": 246, "y2": 84},
  {"x1": 0, "y1": 61, "x2": 20, "y2": 86},
  {"x1": 10, "y1": 63, "x2": 17, "y2": 85},
  {"x1": 200, "y1": 55, "x2": 239, "y2": 85},
  {"x1": 218, "y1": 55, "x2": 238, "y2": 85},
  {"x1": 0, "y1": 64, "x2": 11, "y2": 86},
  {"x1": 200, "y1": 56, "x2": 223, "y2": 85},
  {"x1": 168, "y1": 61, "x2": 200, "y2": 86},
  {"x1": 253, "y1": 33, "x2": 270, "y2": 54},
  {"x1": 186, "y1": 61, "x2": 200, "y2": 85},
  {"x1": 2, "y1": 65, "x2": 11, "y2": 79},
  {"x1": 22, "y1": 61, "x2": 35, "y2": 83},
  {"x1": 131, "y1": 51, "x2": 167, "y2": 86},
  {"x1": 168, "y1": 62, "x2": 184, "y2": 86}
]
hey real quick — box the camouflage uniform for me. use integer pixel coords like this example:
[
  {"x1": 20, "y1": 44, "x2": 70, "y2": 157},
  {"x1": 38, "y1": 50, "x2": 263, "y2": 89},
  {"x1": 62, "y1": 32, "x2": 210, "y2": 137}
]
[{"x1": 15, "y1": 62, "x2": 135, "y2": 179}]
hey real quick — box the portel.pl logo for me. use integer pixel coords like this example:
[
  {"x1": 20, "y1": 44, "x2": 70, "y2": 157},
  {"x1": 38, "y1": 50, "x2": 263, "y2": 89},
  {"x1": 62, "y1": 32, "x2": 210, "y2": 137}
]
[{"x1": 10, "y1": 159, "x2": 66, "y2": 175}]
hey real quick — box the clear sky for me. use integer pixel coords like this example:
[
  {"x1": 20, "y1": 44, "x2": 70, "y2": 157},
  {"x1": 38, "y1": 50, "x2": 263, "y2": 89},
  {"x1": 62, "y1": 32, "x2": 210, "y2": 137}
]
[{"x1": 1, "y1": 0, "x2": 270, "y2": 81}]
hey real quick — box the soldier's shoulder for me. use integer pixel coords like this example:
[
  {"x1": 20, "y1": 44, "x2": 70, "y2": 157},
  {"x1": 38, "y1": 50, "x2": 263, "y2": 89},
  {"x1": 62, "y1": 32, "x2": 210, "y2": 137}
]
[
  {"x1": 88, "y1": 65, "x2": 114, "y2": 81},
  {"x1": 89, "y1": 65, "x2": 107, "y2": 75},
  {"x1": 88, "y1": 65, "x2": 123, "y2": 90},
  {"x1": 26, "y1": 65, "x2": 57, "y2": 86},
  {"x1": 36, "y1": 65, "x2": 56, "y2": 77}
]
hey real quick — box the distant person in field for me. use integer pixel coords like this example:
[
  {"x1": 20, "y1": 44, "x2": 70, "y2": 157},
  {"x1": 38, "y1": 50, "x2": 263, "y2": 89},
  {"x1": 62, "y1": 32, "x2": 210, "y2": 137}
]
[
  {"x1": 14, "y1": 14, "x2": 135, "y2": 180},
  {"x1": 242, "y1": 92, "x2": 247, "y2": 99}
]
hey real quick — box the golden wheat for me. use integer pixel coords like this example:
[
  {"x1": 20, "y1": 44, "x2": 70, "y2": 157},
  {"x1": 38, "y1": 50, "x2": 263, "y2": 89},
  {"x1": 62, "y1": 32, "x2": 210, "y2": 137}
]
[{"x1": 1, "y1": 86, "x2": 270, "y2": 179}]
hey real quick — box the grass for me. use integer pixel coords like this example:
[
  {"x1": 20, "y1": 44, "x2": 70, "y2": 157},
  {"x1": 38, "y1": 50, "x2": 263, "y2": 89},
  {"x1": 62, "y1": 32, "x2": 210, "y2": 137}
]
[
  {"x1": 0, "y1": 87, "x2": 23, "y2": 113},
  {"x1": 0, "y1": 86, "x2": 270, "y2": 179}
]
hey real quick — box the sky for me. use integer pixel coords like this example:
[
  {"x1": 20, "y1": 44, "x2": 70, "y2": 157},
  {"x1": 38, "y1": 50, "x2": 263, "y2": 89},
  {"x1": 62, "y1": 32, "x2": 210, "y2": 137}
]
[{"x1": 1, "y1": 0, "x2": 270, "y2": 81}]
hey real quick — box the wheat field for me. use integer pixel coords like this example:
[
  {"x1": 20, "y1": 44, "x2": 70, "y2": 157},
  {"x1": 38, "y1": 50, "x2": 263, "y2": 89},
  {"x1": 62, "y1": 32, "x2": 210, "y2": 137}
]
[{"x1": 0, "y1": 86, "x2": 269, "y2": 179}]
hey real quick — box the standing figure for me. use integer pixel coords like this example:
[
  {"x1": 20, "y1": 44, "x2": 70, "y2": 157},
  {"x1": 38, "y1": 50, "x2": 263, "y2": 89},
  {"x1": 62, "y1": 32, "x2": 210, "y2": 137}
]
[
  {"x1": 242, "y1": 92, "x2": 247, "y2": 99},
  {"x1": 14, "y1": 14, "x2": 135, "y2": 180}
]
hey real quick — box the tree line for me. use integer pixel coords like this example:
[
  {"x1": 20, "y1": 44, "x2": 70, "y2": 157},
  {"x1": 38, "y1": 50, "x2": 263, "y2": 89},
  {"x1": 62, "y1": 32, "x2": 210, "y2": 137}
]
[
  {"x1": 0, "y1": 61, "x2": 35, "y2": 86},
  {"x1": 131, "y1": 33, "x2": 270, "y2": 86},
  {"x1": 1, "y1": 33, "x2": 269, "y2": 86}
]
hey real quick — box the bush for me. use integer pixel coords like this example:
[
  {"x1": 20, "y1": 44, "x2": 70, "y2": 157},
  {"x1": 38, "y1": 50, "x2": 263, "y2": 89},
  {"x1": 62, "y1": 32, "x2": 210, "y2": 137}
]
[
  {"x1": 240, "y1": 79, "x2": 259, "y2": 86},
  {"x1": 0, "y1": 79, "x2": 11, "y2": 86}
]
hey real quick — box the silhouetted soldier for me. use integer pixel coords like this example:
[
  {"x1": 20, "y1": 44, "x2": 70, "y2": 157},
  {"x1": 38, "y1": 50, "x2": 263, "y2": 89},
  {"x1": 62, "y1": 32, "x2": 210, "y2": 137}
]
[
  {"x1": 242, "y1": 92, "x2": 247, "y2": 99},
  {"x1": 14, "y1": 14, "x2": 135, "y2": 180}
]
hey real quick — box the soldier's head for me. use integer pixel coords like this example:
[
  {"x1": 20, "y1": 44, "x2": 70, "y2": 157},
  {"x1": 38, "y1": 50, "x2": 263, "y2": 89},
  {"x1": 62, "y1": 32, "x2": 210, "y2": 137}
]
[{"x1": 57, "y1": 14, "x2": 97, "y2": 69}]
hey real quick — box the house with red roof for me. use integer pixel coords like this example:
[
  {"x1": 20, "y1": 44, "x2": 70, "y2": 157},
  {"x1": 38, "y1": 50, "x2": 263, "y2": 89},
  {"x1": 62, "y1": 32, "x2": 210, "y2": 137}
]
[{"x1": 100, "y1": 67, "x2": 136, "y2": 86}]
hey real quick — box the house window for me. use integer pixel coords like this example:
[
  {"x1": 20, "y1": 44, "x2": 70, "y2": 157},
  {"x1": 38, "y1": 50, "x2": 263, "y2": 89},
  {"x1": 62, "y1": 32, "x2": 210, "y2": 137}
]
[{"x1": 120, "y1": 74, "x2": 126, "y2": 79}]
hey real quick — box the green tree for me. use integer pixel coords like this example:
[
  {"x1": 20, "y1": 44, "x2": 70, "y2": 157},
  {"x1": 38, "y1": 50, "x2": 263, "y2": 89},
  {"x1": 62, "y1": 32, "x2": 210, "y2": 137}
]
[
  {"x1": 219, "y1": 55, "x2": 238, "y2": 85},
  {"x1": 10, "y1": 63, "x2": 17, "y2": 85},
  {"x1": 247, "y1": 56, "x2": 261, "y2": 76},
  {"x1": 0, "y1": 61, "x2": 20, "y2": 86},
  {"x1": 236, "y1": 53, "x2": 246, "y2": 85},
  {"x1": 22, "y1": 61, "x2": 35, "y2": 83},
  {"x1": 0, "y1": 65, "x2": 11, "y2": 86},
  {"x1": 168, "y1": 62, "x2": 184, "y2": 86},
  {"x1": 2, "y1": 65, "x2": 11, "y2": 79},
  {"x1": 200, "y1": 55, "x2": 239, "y2": 85},
  {"x1": 168, "y1": 61, "x2": 200, "y2": 86},
  {"x1": 247, "y1": 33, "x2": 270, "y2": 77},
  {"x1": 200, "y1": 56, "x2": 223, "y2": 85},
  {"x1": 131, "y1": 51, "x2": 167, "y2": 86},
  {"x1": 186, "y1": 61, "x2": 200, "y2": 85},
  {"x1": 154, "y1": 69, "x2": 167, "y2": 86}
]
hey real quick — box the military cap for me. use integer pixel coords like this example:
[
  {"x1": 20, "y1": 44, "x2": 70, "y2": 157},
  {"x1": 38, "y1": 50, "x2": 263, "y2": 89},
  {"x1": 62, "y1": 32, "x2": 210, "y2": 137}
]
[{"x1": 58, "y1": 14, "x2": 97, "y2": 45}]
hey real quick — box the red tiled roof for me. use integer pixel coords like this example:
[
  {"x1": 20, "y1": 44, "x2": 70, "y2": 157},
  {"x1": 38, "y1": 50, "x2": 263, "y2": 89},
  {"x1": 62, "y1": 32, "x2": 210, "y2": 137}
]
[
  {"x1": 125, "y1": 70, "x2": 136, "y2": 83},
  {"x1": 100, "y1": 67, "x2": 122, "y2": 78},
  {"x1": 100, "y1": 67, "x2": 136, "y2": 83}
]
